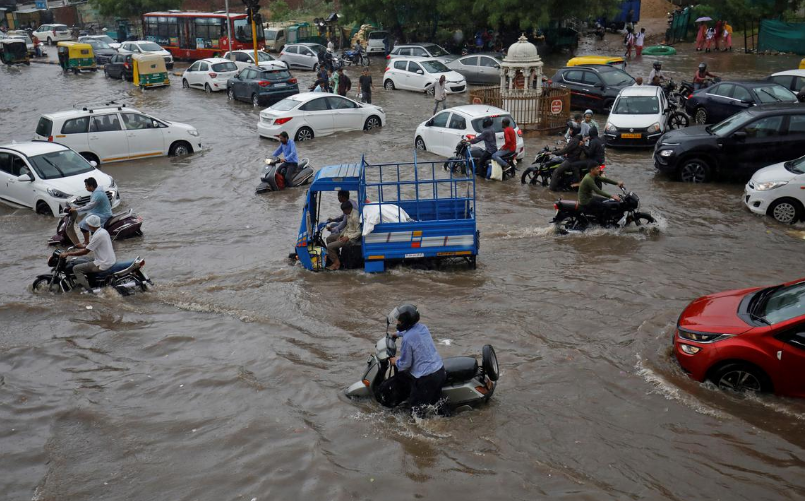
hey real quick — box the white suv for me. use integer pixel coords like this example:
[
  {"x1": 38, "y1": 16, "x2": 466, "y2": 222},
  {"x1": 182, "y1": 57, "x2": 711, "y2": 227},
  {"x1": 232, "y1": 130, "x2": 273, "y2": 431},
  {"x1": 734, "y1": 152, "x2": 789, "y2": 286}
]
[
  {"x1": 223, "y1": 49, "x2": 287, "y2": 72},
  {"x1": 0, "y1": 141, "x2": 119, "y2": 217},
  {"x1": 383, "y1": 57, "x2": 466, "y2": 94},
  {"x1": 118, "y1": 41, "x2": 174, "y2": 69},
  {"x1": 34, "y1": 104, "x2": 201, "y2": 166},
  {"x1": 33, "y1": 24, "x2": 71, "y2": 45}
]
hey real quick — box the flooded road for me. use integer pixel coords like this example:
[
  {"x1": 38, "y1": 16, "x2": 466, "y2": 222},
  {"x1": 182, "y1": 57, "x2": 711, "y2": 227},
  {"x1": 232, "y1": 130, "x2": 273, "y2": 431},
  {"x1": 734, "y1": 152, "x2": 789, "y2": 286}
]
[{"x1": 1, "y1": 40, "x2": 804, "y2": 500}]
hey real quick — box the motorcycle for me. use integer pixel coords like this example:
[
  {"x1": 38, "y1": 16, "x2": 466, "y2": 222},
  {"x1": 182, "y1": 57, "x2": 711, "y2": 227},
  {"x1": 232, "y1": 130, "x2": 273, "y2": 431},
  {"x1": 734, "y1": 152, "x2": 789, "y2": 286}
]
[
  {"x1": 520, "y1": 145, "x2": 566, "y2": 188},
  {"x1": 256, "y1": 156, "x2": 313, "y2": 193},
  {"x1": 342, "y1": 48, "x2": 369, "y2": 66},
  {"x1": 49, "y1": 202, "x2": 143, "y2": 247},
  {"x1": 551, "y1": 186, "x2": 655, "y2": 234},
  {"x1": 594, "y1": 22, "x2": 606, "y2": 40},
  {"x1": 32, "y1": 249, "x2": 152, "y2": 296},
  {"x1": 345, "y1": 332, "x2": 499, "y2": 411},
  {"x1": 444, "y1": 139, "x2": 517, "y2": 181}
]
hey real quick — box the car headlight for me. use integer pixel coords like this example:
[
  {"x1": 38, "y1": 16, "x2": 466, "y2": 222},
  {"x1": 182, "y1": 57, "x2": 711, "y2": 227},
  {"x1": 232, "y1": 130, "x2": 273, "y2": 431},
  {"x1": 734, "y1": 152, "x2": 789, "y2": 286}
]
[
  {"x1": 605, "y1": 122, "x2": 617, "y2": 133},
  {"x1": 108, "y1": 177, "x2": 116, "y2": 188},
  {"x1": 188, "y1": 130, "x2": 200, "y2": 137},
  {"x1": 678, "y1": 330, "x2": 733, "y2": 343},
  {"x1": 47, "y1": 188, "x2": 72, "y2": 199},
  {"x1": 659, "y1": 149, "x2": 674, "y2": 157},
  {"x1": 754, "y1": 181, "x2": 788, "y2": 191},
  {"x1": 647, "y1": 122, "x2": 661, "y2": 134},
  {"x1": 679, "y1": 344, "x2": 701, "y2": 355}
]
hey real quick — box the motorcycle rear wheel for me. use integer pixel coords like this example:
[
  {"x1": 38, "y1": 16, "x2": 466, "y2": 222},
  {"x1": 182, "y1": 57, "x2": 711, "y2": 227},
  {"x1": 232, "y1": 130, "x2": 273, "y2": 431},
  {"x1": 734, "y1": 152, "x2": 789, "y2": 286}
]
[{"x1": 555, "y1": 215, "x2": 585, "y2": 235}]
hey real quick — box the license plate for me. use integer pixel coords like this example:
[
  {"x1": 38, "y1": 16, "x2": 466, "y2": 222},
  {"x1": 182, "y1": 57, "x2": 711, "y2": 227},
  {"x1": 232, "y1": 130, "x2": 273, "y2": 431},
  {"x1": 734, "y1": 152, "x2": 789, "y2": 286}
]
[
  {"x1": 621, "y1": 133, "x2": 642, "y2": 139},
  {"x1": 274, "y1": 82, "x2": 286, "y2": 87}
]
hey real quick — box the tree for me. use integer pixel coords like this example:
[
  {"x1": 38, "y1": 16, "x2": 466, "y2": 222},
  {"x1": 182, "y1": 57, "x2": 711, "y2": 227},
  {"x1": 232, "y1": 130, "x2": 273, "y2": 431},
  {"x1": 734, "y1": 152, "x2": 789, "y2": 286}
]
[
  {"x1": 270, "y1": 0, "x2": 291, "y2": 21},
  {"x1": 90, "y1": 0, "x2": 184, "y2": 19}
]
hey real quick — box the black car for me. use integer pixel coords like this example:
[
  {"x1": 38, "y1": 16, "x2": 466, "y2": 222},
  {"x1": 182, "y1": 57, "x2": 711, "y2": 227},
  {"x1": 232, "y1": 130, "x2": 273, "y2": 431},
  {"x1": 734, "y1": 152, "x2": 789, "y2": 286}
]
[
  {"x1": 82, "y1": 39, "x2": 117, "y2": 65},
  {"x1": 654, "y1": 103, "x2": 805, "y2": 182},
  {"x1": 551, "y1": 65, "x2": 635, "y2": 113},
  {"x1": 227, "y1": 66, "x2": 299, "y2": 107},
  {"x1": 104, "y1": 53, "x2": 133, "y2": 80},
  {"x1": 685, "y1": 80, "x2": 798, "y2": 125}
]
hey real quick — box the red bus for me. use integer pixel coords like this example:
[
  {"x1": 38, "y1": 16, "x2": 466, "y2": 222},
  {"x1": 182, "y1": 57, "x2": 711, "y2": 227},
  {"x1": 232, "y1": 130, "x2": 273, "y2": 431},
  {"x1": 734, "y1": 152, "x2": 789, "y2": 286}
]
[{"x1": 142, "y1": 11, "x2": 265, "y2": 61}]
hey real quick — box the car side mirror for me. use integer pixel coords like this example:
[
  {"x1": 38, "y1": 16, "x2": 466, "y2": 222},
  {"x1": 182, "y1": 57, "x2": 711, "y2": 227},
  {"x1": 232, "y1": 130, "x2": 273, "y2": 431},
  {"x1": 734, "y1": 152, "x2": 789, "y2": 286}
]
[
  {"x1": 416, "y1": 70, "x2": 423, "y2": 75},
  {"x1": 732, "y1": 131, "x2": 747, "y2": 142},
  {"x1": 426, "y1": 119, "x2": 433, "y2": 126},
  {"x1": 89, "y1": 161, "x2": 98, "y2": 168},
  {"x1": 18, "y1": 172, "x2": 34, "y2": 182}
]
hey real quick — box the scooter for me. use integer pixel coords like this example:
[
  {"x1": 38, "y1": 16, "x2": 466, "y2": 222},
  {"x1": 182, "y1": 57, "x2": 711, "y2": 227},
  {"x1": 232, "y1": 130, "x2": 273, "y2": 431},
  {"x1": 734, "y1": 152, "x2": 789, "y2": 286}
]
[
  {"x1": 444, "y1": 139, "x2": 517, "y2": 181},
  {"x1": 32, "y1": 249, "x2": 152, "y2": 296},
  {"x1": 551, "y1": 186, "x2": 655, "y2": 234},
  {"x1": 256, "y1": 156, "x2": 313, "y2": 193},
  {"x1": 345, "y1": 332, "x2": 499, "y2": 410},
  {"x1": 49, "y1": 203, "x2": 143, "y2": 246}
]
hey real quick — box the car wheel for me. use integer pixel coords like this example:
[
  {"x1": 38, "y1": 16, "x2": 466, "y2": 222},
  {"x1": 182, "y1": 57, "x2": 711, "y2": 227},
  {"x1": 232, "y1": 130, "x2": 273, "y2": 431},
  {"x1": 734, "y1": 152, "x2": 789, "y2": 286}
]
[
  {"x1": 205, "y1": 83, "x2": 212, "y2": 94},
  {"x1": 295, "y1": 127, "x2": 314, "y2": 142},
  {"x1": 36, "y1": 201, "x2": 53, "y2": 216},
  {"x1": 711, "y1": 362, "x2": 772, "y2": 394},
  {"x1": 694, "y1": 106, "x2": 708, "y2": 124},
  {"x1": 384, "y1": 79, "x2": 395, "y2": 90},
  {"x1": 79, "y1": 152, "x2": 100, "y2": 166},
  {"x1": 252, "y1": 93, "x2": 259, "y2": 107},
  {"x1": 227, "y1": 87, "x2": 235, "y2": 100},
  {"x1": 182, "y1": 79, "x2": 190, "y2": 89},
  {"x1": 364, "y1": 116, "x2": 381, "y2": 131},
  {"x1": 426, "y1": 86, "x2": 435, "y2": 96},
  {"x1": 313, "y1": 63, "x2": 319, "y2": 72},
  {"x1": 679, "y1": 158, "x2": 711, "y2": 183},
  {"x1": 47, "y1": 37, "x2": 53, "y2": 46},
  {"x1": 169, "y1": 141, "x2": 193, "y2": 157},
  {"x1": 104, "y1": 67, "x2": 110, "y2": 78},
  {"x1": 768, "y1": 198, "x2": 803, "y2": 224},
  {"x1": 415, "y1": 136, "x2": 426, "y2": 151}
]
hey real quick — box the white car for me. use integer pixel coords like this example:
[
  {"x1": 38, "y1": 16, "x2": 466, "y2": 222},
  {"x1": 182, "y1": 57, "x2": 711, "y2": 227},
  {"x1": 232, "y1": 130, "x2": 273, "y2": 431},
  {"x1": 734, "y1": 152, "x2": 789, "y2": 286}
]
[
  {"x1": 79, "y1": 34, "x2": 121, "y2": 50},
  {"x1": 118, "y1": 40, "x2": 173, "y2": 69},
  {"x1": 257, "y1": 92, "x2": 385, "y2": 142},
  {"x1": 182, "y1": 58, "x2": 238, "y2": 93},
  {"x1": 34, "y1": 105, "x2": 201, "y2": 165},
  {"x1": 222, "y1": 49, "x2": 287, "y2": 72},
  {"x1": 279, "y1": 43, "x2": 325, "y2": 71},
  {"x1": 603, "y1": 85, "x2": 669, "y2": 147},
  {"x1": 387, "y1": 43, "x2": 456, "y2": 64},
  {"x1": 744, "y1": 154, "x2": 805, "y2": 224},
  {"x1": 384, "y1": 57, "x2": 466, "y2": 94},
  {"x1": 414, "y1": 105, "x2": 525, "y2": 159},
  {"x1": 768, "y1": 69, "x2": 805, "y2": 94},
  {"x1": 33, "y1": 24, "x2": 71, "y2": 45},
  {"x1": 0, "y1": 141, "x2": 119, "y2": 217}
]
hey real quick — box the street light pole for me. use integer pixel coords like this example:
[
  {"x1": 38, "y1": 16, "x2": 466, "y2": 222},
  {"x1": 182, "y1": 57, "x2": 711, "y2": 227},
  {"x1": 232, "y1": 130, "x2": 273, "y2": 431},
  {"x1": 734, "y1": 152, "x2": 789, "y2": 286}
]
[{"x1": 224, "y1": 0, "x2": 233, "y2": 59}]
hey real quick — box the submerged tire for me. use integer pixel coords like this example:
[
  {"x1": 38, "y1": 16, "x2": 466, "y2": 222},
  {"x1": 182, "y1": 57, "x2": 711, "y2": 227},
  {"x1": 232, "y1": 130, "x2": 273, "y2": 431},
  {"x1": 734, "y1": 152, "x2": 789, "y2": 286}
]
[
  {"x1": 482, "y1": 345, "x2": 499, "y2": 381},
  {"x1": 679, "y1": 158, "x2": 711, "y2": 183},
  {"x1": 768, "y1": 198, "x2": 802, "y2": 224},
  {"x1": 32, "y1": 277, "x2": 62, "y2": 294},
  {"x1": 711, "y1": 362, "x2": 772, "y2": 394}
]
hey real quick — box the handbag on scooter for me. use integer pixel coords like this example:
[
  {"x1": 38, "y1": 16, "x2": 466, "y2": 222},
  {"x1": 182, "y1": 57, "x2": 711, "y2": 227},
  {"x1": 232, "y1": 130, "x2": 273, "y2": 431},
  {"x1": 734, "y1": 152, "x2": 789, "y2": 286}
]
[{"x1": 488, "y1": 160, "x2": 504, "y2": 181}]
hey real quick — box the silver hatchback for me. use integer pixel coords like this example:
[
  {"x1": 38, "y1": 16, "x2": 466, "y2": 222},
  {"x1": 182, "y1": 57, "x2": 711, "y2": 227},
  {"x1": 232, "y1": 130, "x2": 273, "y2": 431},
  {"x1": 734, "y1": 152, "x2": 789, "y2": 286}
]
[
  {"x1": 279, "y1": 43, "x2": 325, "y2": 71},
  {"x1": 387, "y1": 43, "x2": 456, "y2": 65},
  {"x1": 446, "y1": 54, "x2": 502, "y2": 85}
]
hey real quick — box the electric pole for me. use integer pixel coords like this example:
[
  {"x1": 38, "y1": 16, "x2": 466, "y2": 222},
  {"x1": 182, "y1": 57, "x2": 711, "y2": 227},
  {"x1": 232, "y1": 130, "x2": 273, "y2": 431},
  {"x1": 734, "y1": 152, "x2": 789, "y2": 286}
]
[{"x1": 242, "y1": 0, "x2": 262, "y2": 64}]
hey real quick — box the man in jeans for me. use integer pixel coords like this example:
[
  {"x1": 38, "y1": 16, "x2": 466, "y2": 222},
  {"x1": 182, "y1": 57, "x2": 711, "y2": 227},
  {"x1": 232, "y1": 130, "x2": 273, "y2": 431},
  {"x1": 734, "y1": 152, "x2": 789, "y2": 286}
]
[
  {"x1": 70, "y1": 177, "x2": 112, "y2": 247},
  {"x1": 326, "y1": 190, "x2": 358, "y2": 245},
  {"x1": 433, "y1": 74, "x2": 447, "y2": 114},
  {"x1": 326, "y1": 201, "x2": 361, "y2": 270},
  {"x1": 59, "y1": 215, "x2": 116, "y2": 293},
  {"x1": 358, "y1": 67, "x2": 373, "y2": 103},
  {"x1": 491, "y1": 117, "x2": 516, "y2": 170}
]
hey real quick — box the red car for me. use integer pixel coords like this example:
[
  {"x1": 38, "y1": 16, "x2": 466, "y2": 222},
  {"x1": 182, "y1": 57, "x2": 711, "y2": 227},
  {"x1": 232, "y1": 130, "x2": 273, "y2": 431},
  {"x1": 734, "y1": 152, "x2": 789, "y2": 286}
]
[{"x1": 674, "y1": 277, "x2": 805, "y2": 397}]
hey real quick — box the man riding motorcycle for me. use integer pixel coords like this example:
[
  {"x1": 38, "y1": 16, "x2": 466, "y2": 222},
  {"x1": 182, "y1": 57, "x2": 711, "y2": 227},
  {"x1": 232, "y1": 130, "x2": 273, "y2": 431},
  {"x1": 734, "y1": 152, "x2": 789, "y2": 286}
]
[
  {"x1": 693, "y1": 62, "x2": 718, "y2": 90},
  {"x1": 579, "y1": 164, "x2": 624, "y2": 213},
  {"x1": 272, "y1": 131, "x2": 299, "y2": 184},
  {"x1": 550, "y1": 122, "x2": 584, "y2": 191},
  {"x1": 463, "y1": 117, "x2": 497, "y2": 176},
  {"x1": 58, "y1": 214, "x2": 116, "y2": 293},
  {"x1": 648, "y1": 61, "x2": 665, "y2": 86},
  {"x1": 581, "y1": 126, "x2": 605, "y2": 173},
  {"x1": 71, "y1": 176, "x2": 112, "y2": 247}
]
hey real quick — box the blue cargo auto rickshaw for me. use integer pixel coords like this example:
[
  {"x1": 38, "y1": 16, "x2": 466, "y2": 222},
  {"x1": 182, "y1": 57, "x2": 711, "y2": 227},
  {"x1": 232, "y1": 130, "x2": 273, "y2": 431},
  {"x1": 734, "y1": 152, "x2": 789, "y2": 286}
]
[{"x1": 294, "y1": 154, "x2": 479, "y2": 273}]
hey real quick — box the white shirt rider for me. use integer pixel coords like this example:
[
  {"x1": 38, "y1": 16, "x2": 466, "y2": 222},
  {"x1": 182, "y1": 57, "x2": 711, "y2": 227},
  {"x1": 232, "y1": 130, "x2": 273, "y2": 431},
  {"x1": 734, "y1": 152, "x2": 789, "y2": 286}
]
[{"x1": 86, "y1": 227, "x2": 116, "y2": 270}]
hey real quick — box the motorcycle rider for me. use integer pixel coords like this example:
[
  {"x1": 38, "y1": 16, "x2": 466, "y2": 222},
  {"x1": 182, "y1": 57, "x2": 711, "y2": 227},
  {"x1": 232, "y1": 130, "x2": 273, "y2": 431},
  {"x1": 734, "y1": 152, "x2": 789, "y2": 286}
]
[
  {"x1": 386, "y1": 305, "x2": 446, "y2": 418},
  {"x1": 491, "y1": 117, "x2": 516, "y2": 175},
  {"x1": 59, "y1": 214, "x2": 116, "y2": 293},
  {"x1": 464, "y1": 117, "x2": 497, "y2": 176},
  {"x1": 565, "y1": 113, "x2": 583, "y2": 141},
  {"x1": 550, "y1": 122, "x2": 584, "y2": 191},
  {"x1": 693, "y1": 62, "x2": 718, "y2": 90},
  {"x1": 578, "y1": 164, "x2": 624, "y2": 213},
  {"x1": 581, "y1": 127, "x2": 605, "y2": 173},
  {"x1": 272, "y1": 132, "x2": 299, "y2": 185},
  {"x1": 70, "y1": 177, "x2": 112, "y2": 248},
  {"x1": 648, "y1": 61, "x2": 665, "y2": 85}
]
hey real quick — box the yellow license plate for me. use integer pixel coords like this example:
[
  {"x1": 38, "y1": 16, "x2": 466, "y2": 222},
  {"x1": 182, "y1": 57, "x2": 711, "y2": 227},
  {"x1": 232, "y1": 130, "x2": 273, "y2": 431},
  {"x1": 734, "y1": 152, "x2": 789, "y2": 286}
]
[{"x1": 621, "y1": 133, "x2": 642, "y2": 139}]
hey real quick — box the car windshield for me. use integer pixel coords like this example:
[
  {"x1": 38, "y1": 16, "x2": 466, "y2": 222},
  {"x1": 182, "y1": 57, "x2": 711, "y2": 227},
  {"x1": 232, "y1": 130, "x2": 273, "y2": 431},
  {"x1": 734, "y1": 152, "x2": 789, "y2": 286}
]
[
  {"x1": 785, "y1": 155, "x2": 805, "y2": 174},
  {"x1": 709, "y1": 110, "x2": 753, "y2": 137},
  {"x1": 95, "y1": 35, "x2": 116, "y2": 44},
  {"x1": 421, "y1": 60, "x2": 449, "y2": 73},
  {"x1": 369, "y1": 32, "x2": 388, "y2": 40},
  {"x1": 256, "y1": 51, "x2": 274, "y2": 62},
  {"x1": 613, "y1": 96, "x2": 660, "y2": 115},
  {"x1": 212, "y1": 61, "x2": 237, "y2": 72},
  {"x1": 87, "y1": 40, "x2": 112, "y2": 49},
  {"x1": 28, "y1": 149, "x2": 94, "y2": 180},
  {"x1": 762, "y1": 282, "x2": 805, "y2": 324},
  {"x1": 269, "y1": 98, "x2": 301, "y2": 111},
  {"x1": 600, "y1": 69, "x2": 635, "y2": 86},
  {"x1": 265, "y1": 30, "x2": 279, "y2": 40},
  {"x1": 138, "y1": 42, "x2": 163, "y2": 52},
  {"x1": 425, "y1": 45, "x2": 449, "y2": 56},
  {"x1": 471, "y1": 115, "x2": 517, "y2": 133},
  {"x1": 753, "y1": 85, "x2": 797, "y2": 103}
]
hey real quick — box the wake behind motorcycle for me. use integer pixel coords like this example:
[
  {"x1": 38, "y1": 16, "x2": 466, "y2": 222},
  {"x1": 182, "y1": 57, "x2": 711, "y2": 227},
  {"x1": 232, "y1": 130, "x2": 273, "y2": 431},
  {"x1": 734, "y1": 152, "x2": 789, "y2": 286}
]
[
  {"x1": 551, "y1": 186, "x2": 655, "y2": 234},
  {"x1": 256, "y1": 156, "x2": 313, "y2": 194},
  {"x1": 345, "y1": 333, "x2": 499, "y2": 411},
  {"x1": 32, "y1": 249, "x2": 152, "y2": 296},
  {"x1": 444, "y1": 138, "x2": 517, "y2": 181},
  {"x1": 49, "y1": 203, "x2": 143, "y2": 246}
]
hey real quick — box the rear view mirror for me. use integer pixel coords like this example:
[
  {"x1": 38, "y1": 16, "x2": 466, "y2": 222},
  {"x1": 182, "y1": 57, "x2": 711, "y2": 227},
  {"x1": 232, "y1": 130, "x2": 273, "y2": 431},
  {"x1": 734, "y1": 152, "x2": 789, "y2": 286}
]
[
  {"x1": 732, "y1": 131, "x2": 747, "y2": 142},
  {"x1": 426, "y1": 119, "x2": 434, "y2": 126},
  {"x1": 89, "y1": 161, "x2": 98, "y2": 168},
  {"x1": 17, "y1": 172, "x2": 33, "y2": 182},
  {"x1": 416, "y1": 70, "x2": 423, "y2": 75}
]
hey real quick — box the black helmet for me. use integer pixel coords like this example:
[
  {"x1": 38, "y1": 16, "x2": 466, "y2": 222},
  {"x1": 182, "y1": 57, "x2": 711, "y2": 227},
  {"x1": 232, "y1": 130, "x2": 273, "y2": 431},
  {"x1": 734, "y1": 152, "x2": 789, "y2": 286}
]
[
  {"x1": 653, "y1": 61, "x2": 662, "y2": 70},
  {"x1": 588, "y1": 126, "x2": 599, "y2": 138},
  {"x1": 387, "y1": 304, "x2": 420, "y2": 332},
  {"x1": 566, "y1": 120, "x2": 581, "y2": 136},
  {"x1": 482, "y1": 117, "x2": 493, "y2": 128},
  {"x1": 698, "y1": 62, "x2": 707, "y2": 71}
]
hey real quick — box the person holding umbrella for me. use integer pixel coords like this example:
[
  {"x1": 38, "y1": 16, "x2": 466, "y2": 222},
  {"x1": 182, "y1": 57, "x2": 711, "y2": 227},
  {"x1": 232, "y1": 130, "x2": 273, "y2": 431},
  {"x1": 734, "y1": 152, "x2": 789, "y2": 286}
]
[{"x1": 695, "y1": 17, "x2": 711, "y2": 51}]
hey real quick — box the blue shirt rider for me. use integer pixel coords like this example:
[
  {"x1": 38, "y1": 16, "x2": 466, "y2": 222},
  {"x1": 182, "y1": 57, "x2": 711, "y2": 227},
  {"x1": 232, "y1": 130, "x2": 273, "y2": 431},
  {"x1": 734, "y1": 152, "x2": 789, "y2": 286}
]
[
  {"x1": 272, "y1": 131, "x2": 300, "y2": 185},
  {"x1": 70, "y1": 176, "x2": 112, "y2": 247}
]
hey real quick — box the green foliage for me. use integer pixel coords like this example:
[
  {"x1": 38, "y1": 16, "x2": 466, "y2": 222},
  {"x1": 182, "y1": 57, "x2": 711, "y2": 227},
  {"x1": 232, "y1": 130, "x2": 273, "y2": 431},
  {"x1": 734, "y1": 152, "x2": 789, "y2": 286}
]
[
  {"x1": 694, "y1": 0, "x2": 805, "y2": 25},
  {"x1": 270, "y1": 0, "x2": 291, "y2": 21},
  {"x1": 89, "y1": 0, "x2": 183, "y2": 18}
]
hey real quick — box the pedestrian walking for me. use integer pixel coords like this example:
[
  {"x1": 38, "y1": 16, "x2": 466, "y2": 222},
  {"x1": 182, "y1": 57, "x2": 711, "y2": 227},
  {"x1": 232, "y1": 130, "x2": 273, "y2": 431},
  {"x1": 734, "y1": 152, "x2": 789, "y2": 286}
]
[
  {"x1": 337, "y1": 68, "x2": 351, "y2": 97},
  {"x1": 722, "y1": 21, "x2": 733, "y2": 51},
  {"x1": 358, "y1": 67, "x2": 373, "y2": 104},
  {"x1": 705, "y1": 26, "x2": 715, "y2": 52},
  {"x1": 432, "y1": 75, "x2": 447, "y2": 114},
  {"x1": 695, "y1": 22, "x2": 707, "y2": 51},
  {"x1": 635, "y1": 27, "x2": 646, "y2": 57},
  {"x1": 714, "y1": 20, "x2": 722, "y2": 51},
  {"x1": 624, "y1": 27, "x2": 635, "y2": 58}
]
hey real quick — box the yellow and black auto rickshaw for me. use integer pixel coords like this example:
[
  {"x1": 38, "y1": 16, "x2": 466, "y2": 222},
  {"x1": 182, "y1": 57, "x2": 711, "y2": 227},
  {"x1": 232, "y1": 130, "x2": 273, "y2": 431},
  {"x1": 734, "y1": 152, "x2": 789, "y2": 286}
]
[
  {"x1": 57, "y1": 41, "x2": 97, "y2": 74},
  {"x1": 132, "y1": 53, "x2": 170, "y2": 89},
  {"x1": 0, "y1": 38, "x2": 30, "y2": 66}
]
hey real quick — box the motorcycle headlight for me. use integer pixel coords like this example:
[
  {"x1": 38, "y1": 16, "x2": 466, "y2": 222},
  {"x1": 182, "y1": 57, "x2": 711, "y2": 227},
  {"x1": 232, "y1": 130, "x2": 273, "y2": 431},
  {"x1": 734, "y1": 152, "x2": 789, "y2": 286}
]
[
  {"x1": 605, "y1": 122, "x2": 617, "y2": 133},
  {"x1": 188, "y1": 129, "x2": 200, "y2": 137},
  {"x1": 47, "y1": 188, "x2": 71, "y2": 199},
  {"x1": 754, "y1": 181, "x2": 788, "y2": 191},
  {"x1": 647, "y1": 122, "x2": 661, "y2": 134},
  {"x1": 659, "y1": 149, "x2": 674, "y2": 157}
]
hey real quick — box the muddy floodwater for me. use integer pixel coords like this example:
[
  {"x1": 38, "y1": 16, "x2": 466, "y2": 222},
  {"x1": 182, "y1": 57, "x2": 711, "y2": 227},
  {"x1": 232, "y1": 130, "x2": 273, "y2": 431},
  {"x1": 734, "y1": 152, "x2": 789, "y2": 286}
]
[{"x1": 1, "y1": 38, "x2": 804, "y2": 500}]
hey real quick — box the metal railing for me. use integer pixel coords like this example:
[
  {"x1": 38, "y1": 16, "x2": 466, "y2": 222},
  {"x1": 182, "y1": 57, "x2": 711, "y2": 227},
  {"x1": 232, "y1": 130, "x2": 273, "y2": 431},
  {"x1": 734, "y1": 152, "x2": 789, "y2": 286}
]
[{"x1": 468, "y1": 85, "x2": 570, "y2": 133}]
